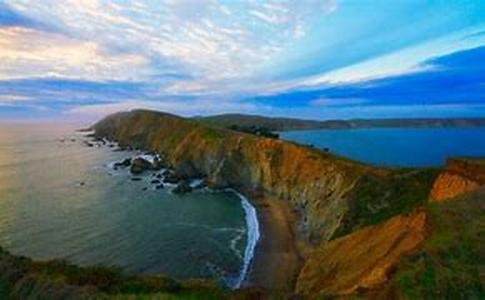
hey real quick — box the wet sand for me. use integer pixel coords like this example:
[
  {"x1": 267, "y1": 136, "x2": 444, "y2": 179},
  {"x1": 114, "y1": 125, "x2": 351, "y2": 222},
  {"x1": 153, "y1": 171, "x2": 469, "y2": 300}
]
[{"x1": 244, "y1": 193, "x2": 305, "y2": 294}]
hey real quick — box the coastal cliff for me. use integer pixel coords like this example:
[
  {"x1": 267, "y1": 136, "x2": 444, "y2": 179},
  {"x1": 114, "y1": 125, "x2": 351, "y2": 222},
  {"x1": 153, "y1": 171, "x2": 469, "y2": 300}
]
[
  {"x1": 296, "y1": 210, "x2": 430, "y2": 298},
  {"x1": 429, "y1": 158, "x2": 485, "y2": 201},
  {"x1": 0, "y1": 110, "x2": 482, "y2": 299},
  {"x1": 93, "y1": 110, "x2": 435, "y2": 244},
  {"x1": 91, "y1": 110, "x2": 441, "y2": 294},
  {"x1": 296, "y1": 159, "x2": 484, "y2": 299}
]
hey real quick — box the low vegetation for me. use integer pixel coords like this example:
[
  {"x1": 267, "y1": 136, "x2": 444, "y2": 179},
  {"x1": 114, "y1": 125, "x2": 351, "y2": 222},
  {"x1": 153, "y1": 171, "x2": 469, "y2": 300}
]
[
  {"x1": 227, "y1": 124, "x2": 279, "y2": 138},
  {"x1": 395, "y1": 190, "x2": 484, "y2": 299},
  {"x1": 333, "y1": 168, "x2": 440, "y2": 238},
  {"x1": 0, "y1": 247, "x2": 227, "y2": 299}
]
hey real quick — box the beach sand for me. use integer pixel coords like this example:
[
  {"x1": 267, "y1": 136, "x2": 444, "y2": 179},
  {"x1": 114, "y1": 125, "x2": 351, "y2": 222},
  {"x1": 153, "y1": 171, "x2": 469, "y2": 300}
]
[{"x1": 244, "y1": 193, "x2": 305, "y2": 294}]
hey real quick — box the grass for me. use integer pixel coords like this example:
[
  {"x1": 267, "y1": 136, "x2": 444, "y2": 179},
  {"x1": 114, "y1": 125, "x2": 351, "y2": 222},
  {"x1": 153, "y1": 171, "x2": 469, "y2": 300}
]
[
  {"x1": 0, "y1": 279, "x2": 10, "y2": 299},
  {"x1": 395, "y1": 191, "x2": 484, "y2": 299},
  {"x1": 332, "y1": 168, "x2": 440, "y2": 238},
  {"x1": 0, "y1": 248, "x2": 227, "y2": 299}
]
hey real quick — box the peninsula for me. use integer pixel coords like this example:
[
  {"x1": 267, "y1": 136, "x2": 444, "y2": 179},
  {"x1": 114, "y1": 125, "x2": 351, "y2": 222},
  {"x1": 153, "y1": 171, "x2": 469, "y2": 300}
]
[{"x1": 0, "y1": 109, "x2": 483, "y2": 299}]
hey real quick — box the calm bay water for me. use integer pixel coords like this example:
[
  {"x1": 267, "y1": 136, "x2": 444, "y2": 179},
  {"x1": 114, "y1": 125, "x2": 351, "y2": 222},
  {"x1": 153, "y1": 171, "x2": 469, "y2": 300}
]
[
  {"x1": 281, "y1": 127, "x2": 485, "y2": 167},
  {"x1": 0, "y1": 123, "x2": 249, "y2": 286}
]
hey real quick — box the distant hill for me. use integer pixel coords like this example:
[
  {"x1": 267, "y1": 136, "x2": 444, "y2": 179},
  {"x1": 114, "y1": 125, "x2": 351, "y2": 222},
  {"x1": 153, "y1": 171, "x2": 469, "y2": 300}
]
[{"x1": 196, "y1": 114, "x2": 485, "y2": 131}]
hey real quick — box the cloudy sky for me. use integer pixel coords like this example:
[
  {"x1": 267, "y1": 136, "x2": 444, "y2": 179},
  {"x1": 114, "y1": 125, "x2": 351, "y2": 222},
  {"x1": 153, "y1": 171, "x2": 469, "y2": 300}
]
[{"x1": 0, "y1": 0, "x2": 484, "y2": 121}]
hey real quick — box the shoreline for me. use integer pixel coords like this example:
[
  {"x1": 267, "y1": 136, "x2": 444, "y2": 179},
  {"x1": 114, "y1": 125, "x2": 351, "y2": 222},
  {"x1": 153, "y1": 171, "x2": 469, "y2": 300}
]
[
  {"x1": 231, "y1": 190, "x2": 260, "y2": 289},
  {"x1": 242, "y1": 192, "x2": 306, "y2": 293},
  {"x1": 84, "y1": 131, "x2": 305, "y2": 292}
]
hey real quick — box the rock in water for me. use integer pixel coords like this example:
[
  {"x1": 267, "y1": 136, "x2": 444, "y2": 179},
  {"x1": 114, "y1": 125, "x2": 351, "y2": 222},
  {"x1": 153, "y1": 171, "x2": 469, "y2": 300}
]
[
  {"x1": 114, "y1": 158, "x2": 131, "y2": 168},
  {"x1": 172, "y1": 181, "x2": 193, "y2": 194},
  {"x1": 163, "y1": 172, "x2": 181, "y2": 184},
  {"x1": 130, "y1": 157, "x2": 152, "y2": 174},
  {"x1": 152, "y1": 157, "x2": 166, "y2": 170}
]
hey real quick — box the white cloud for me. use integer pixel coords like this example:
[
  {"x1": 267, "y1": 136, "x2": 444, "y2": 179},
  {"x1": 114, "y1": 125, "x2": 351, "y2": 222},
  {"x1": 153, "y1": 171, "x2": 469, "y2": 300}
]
[
  {"x1": 0, "y1": 27, "x2": 148, "y2": 81},
  {"x1": 299, "y1": 26, "x2": 485, "y2": 87},
  {"x1": 4, "y1": 0, "x2": 339, "y2": 90},
  {"x1": 0, "y1": 94, "x2": 32, "y2": 103}
]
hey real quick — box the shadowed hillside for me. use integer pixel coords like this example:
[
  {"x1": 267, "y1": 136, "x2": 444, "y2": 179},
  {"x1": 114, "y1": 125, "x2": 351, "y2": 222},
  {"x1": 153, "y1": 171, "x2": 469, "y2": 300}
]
[{"x1": 197, "y1": 114, "x2": 485, "y2": 132}]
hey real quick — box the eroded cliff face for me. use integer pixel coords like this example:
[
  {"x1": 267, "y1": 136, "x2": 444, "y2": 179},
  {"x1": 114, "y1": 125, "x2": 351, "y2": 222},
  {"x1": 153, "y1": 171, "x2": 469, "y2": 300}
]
[
  {"x1": 93, "y1": 110, "x2": 383, "y2": 243},
  {"x1": 296, "y1": 210, "x2": 429, "y2": 298},
  {"x1": 429, "y1": 158, "x2": 485, "y2": 201},
  {"x1": 296, "y1": 162, "x2": 485, "y2": 299}
]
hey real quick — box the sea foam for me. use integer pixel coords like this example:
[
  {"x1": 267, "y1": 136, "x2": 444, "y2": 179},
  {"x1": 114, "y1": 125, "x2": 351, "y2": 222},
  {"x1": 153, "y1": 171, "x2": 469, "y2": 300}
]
[{"x1": 231, "y1": 190, "x2": 260, "y2": 289}]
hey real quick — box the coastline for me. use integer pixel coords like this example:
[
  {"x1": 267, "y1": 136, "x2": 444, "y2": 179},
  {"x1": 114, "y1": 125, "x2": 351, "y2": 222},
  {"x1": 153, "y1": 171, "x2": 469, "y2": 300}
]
[
  {"x1": 232, "y1": 190, "x2": 260, "y2": 289},
  {"x1": 243, "y1": 192, "x2": 305, "y2": 293}
]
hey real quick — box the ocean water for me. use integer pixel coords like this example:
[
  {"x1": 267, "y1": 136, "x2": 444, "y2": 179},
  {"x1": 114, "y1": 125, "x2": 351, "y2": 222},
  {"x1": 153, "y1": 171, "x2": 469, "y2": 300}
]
[
  {"x1": 280, "y1": 127, "x2": 485, "y2": 167},
  {"x1": 0, "y1": 123, "x2": 256, "y2": 287}
]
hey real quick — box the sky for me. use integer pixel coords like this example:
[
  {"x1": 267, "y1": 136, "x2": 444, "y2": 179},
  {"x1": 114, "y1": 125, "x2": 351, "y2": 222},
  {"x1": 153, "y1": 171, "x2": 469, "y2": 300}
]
[{"x1": 0, "y1": 0, "x2": 484, "y2": 122}]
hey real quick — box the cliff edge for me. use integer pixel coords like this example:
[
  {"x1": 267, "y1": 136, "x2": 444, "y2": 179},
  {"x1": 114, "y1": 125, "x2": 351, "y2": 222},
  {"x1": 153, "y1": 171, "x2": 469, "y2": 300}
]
[{"x1": 430, "y1": 158, "x2": 485, "y2": 201}]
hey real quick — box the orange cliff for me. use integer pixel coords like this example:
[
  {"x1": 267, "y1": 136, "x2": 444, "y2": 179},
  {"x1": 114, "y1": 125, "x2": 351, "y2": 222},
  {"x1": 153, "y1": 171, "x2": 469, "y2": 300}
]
[
  {"x1": 429, "y1": 158, "x2": 485, "y2": 202},
  {"x1": 296, "y1": 210, "x2": 429, "y2": 298}
]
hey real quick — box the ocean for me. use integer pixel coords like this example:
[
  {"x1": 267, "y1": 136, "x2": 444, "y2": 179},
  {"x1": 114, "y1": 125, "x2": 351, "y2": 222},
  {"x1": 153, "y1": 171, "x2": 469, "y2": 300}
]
[
  {"x1": 0, "y1": 123, "x2": 257, "y2": 287},
  {"x1": 280, "y1": 127, "x2": 485, "y2": 167}
]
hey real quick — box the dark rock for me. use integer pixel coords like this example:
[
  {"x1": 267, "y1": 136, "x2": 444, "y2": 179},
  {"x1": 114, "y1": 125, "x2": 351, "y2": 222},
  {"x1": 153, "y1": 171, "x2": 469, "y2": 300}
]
[
  {"x1": 130, "y1": 157, "x2": 152, "y2": 174},
  {"x1": 173, "y1": 181, "x2": 193, "y2": 194},
  {"x1": 79, "y1": 181, "x2": 85, "y2": 186},
  {"x1": 151, "y1": 179, "x2": 160, "y2": 184},
  {"x1": 142, "y1": 187, "x2": 148, "y2": 191},
  {"x1": 152, "y1": 157, "x2": 165, "y2": 170},
  {"x1": 83, "y1": 141, "x2": 94, "y2": 147},
  {"x1": 163, "y1": 172, "x2": 181, "y2": 184},
  {"x1": 156, "y1": 184, "x2": 164, "y2": 189},
  {"x1": 131, "y1": 177, "x2": 142, "y2": 181},
  {"x1": 114, "y1": 158, "x2": 131, "y2": 168}
]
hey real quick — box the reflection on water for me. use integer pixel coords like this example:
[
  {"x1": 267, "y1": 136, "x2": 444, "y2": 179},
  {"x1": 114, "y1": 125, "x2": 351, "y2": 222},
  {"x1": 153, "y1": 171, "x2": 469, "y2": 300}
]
[{"x1": 0, "y1": 123, "x2": 247, "y2": 284}]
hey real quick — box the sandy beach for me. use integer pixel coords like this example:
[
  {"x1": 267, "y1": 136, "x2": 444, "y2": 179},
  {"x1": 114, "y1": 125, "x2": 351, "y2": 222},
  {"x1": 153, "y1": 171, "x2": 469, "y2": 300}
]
[{"x1": 243, "y1": 193, "x2": 305, "y2": 294}]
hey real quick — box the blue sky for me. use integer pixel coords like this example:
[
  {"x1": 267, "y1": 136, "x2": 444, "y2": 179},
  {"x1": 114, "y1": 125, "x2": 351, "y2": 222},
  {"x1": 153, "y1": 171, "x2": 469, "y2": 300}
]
[{"x1": 0, "y1": 0, "x2": 484, "y2": 121}]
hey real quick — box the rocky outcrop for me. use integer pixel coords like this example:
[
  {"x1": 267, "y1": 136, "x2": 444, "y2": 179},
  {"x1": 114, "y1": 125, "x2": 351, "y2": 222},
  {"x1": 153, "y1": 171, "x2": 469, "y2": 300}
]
[
  {"x1": 429, "y1": 158, "x2": 485, "y2": 202},
  {"x1": 172, "y1": 181, "x2": 193, "y2": 194},
  {"x1": 130, "y1": 157, "x2": 152, "y2": 174},
  {"x1": 296, "y1": 210, "x2": 429, "y2": 298}
]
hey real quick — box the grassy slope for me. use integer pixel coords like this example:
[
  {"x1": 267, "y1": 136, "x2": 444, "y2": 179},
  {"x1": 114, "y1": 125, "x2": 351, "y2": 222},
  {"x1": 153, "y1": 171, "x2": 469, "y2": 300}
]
[
  {"x1": 333, "y1": 168, "x2": 440, "y2": 239},
  {"x1": 394, "y1": 188, "x2": 485, "y2": 299},
  {"x1": 195, "y1": 113, "x2": 327, "y2": 131},
  {"x1": 0, "y1": 247, "x2": 227, "y2": 299},
  {"x1": 296, "y1": 188, "x2": 484, "y2": 299}
]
